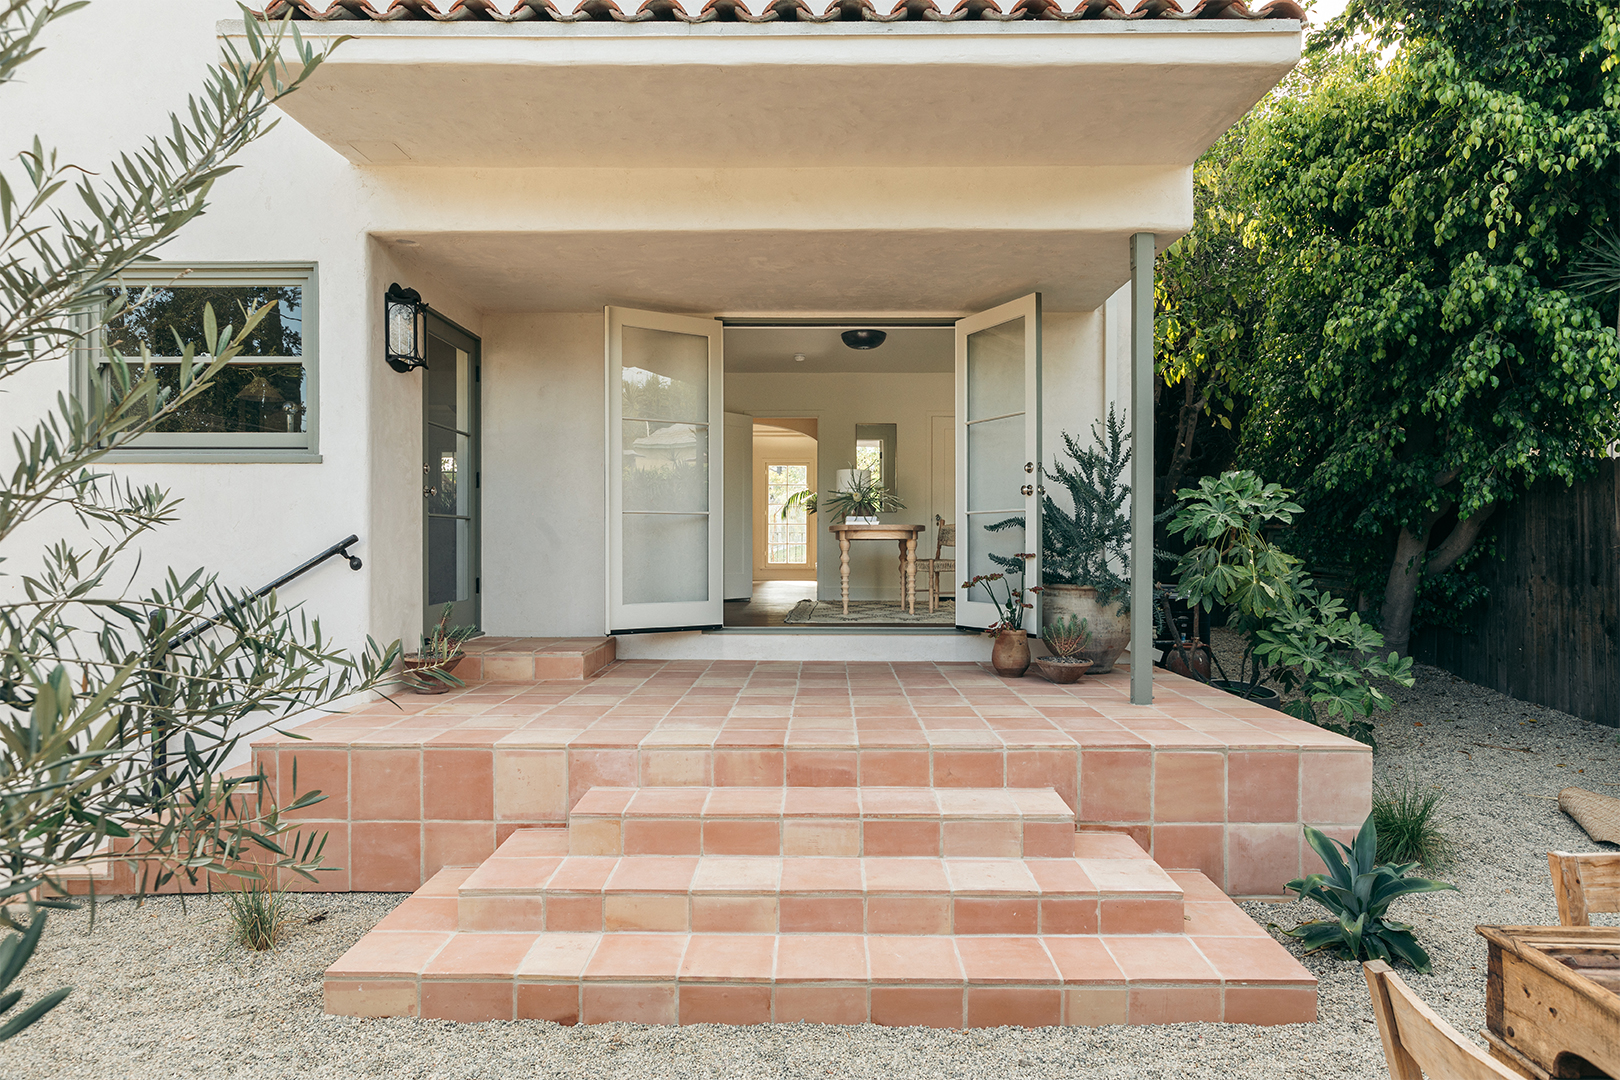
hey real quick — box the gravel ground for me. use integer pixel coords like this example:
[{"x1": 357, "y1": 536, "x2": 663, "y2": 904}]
[{"x1": 6, "y1": 650, "x2": 1620, "y2": 1079}]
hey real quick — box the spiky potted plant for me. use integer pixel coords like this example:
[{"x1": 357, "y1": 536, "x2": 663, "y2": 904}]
[
  {"x1": 403, "y1": 603, "x2": 476, "y2": 695},
  {"x1": 1034, "y1": 614, "x2": 1092, "y2": 684}
]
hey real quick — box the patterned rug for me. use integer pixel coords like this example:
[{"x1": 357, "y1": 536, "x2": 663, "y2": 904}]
[{"x1": 783, "y1": 599, "x2": 957, "y2": 626}]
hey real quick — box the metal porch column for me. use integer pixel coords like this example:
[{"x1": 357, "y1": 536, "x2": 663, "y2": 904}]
[{"x1": 1130, "y1": 232, "x2": 1155, "y2": 706}]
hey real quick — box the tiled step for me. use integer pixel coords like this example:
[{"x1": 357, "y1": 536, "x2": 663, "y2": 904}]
[
  {"x1": 567, "y1": 786, "x2": 1076, "y2": 859},
  {"x1": 458, "y1": 637, "x2": 616, "y2": 682},
  {"x1": 454, "y1": 832, "x2": 1183, "y2": 937},
  {"x1": 325, "y1": 863, "x2": 1316, "y2": 1026}
]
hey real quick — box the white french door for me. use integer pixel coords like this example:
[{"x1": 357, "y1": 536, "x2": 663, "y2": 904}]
[
  {"x1": 955, "y1": 294, "x2": 1041, "y2": 631},
  {"x1": 607, "y1": 306, "x2": 725, "y2": 632}
]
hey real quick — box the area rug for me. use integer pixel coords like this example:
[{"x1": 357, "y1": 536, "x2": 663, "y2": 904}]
[
  {"x1": 1559, "y1": 787, "x2": 1620, "y2": 844},
  {"x1": 783, "y1": 599, "x2": 956, "y2": 627}
]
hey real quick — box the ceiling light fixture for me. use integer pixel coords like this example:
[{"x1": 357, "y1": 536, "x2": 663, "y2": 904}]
[
  {"x1": 793, "y1": 353, "x2": 806, "y2": 363},
  {"x1": 841, "y1": 329, "x2": 887, "y2": 350}
]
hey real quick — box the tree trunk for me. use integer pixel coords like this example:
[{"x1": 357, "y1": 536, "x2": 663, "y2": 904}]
[{"x1": 1379, "y1": 502, "x2": 1496, "y2": 657}]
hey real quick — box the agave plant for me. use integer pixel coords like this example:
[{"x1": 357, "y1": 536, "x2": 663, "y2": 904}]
[
  {"x1": 1040, "y1": 613, "x2": 1090, "y2": 659},
  {"x1": 1282, "y1": 815, "x2": 1457, "y2": 973}
]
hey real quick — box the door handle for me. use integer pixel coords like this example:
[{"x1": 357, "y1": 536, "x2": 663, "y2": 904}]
[
  {"x1": 424, "y1": 486, "x2": 437, "y2": 497},
  {"x1": 1021, "y1": 484, "x2": 1034, "y2": 497},
  {"x1": 1024, "y1": 462, "x2": 1035, "y2": 474}
]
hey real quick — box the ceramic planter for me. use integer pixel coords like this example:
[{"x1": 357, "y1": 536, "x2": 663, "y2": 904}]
[
  {"x1": 1033, "y1": 656, "x2": 1093, "y2": 684},
  {"x1": 1040, "y1": 584, "x2": 1131, "y2": 674},
  {"x1": 1211, "y1": 679, "x2": 1282, "y2": 710},
  {"x1": 990, "y1": 628, "x2": 1031, "y2": 677},
  {"x1": 404, "y1": 653, "x2": 465, "y2": 695}
]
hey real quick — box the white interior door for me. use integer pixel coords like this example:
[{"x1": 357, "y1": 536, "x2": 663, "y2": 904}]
[
  {"x1": 956, "y1": 294, "x2": 1041, "y2": 631},
  {"x1": 722, "y1": 411, "x2": 754, "y2": 601},
  {"x1": 607, "y1": 306, "x2": 724, "y2": 632}
]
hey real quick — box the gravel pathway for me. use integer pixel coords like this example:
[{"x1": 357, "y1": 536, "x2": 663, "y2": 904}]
[{"x1": 6, "y1": 654, "x2": 1619, "y2": 1079}]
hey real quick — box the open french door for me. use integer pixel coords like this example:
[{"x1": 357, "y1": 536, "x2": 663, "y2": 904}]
[
  {"x1": 607, "y1": 306, "x2": 725, "y2": 632},
  {"x1": 955, "y1": 294, "x2": 1041, "y2": 632}
]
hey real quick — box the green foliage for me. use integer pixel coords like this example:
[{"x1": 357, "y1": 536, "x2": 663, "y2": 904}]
[
  {"x1": 1006, "y1": 407, "x2": 1133, "y2": 611},
  {"x1": 226, "y1": 881, "x2": 298, "y2": 952},
  {"x1": 0, "y1": 907, "x2": 72, "y2": 1042},
  {"x1": 0, "y1": 3, "x2": 392, "y2": 1040},
  {"x1": 818, "y1": 470, "x2": 904, "y2": 522},
  {"x1": 1284, "y1": 815, "x2": 1457, "y2": 973},
  {"x1": 963, "y1": 554, "x2": 1039, "y2": 634},
  {"x1": 1372, "y1": 776, "x2": 1453, "y2": 868},
  {"x1": 418, "y1": 603, "x2": 475, "y2": 664},
  {"x1": 1170, "y1": 472, "x2": 1414, "y2": 745},
  {"x1": 1040, "y1": 614, "x2": 1090, "y2": 659}
]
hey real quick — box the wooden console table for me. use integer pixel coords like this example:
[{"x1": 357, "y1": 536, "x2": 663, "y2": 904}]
[
  {"x1": 829, "y1": 523, "x2": 927, "y2": 615},
  {"x1": 1478, "y1": 924, "x2": 1620, "y2": 1078}
]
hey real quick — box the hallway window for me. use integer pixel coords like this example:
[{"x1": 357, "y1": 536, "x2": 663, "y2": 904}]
[{"x1": 766, "y1": 463, "x2": 810, "y2": 564}]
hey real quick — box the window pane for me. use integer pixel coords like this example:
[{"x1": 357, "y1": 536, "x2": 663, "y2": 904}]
[
  {"x1": 621, "y1": 327, "x2": 707, "y2": 424},
  {"x1": 855, "y1": 441, "x2": 883, "y2": 481},
  {"x1": 765, "y1": 463, "x2": 810, "y2": 565},
  {"x1": 117, "y1": 362, "x2": 307, "y2": 434},
  {"x1": 104, "y1": 285, "x2": 302, "y2": 358}
]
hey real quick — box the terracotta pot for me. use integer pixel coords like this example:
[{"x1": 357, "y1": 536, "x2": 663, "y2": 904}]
[
  {"x1": 990, "y1": 629, "x2": 1031, "y2": 677},
  {"x1": 1040, "y1": 584, "x2": 1131, "y2": 674},
  {"x1": 1160, "y1": 640, "x2": 1212, "y2": 681},
  {"x1": 1033, "y1": 656, "x2": 1093, "y2": 685},
  {"x1": 403, "y1": 653, "x2": 465, "y2": 695}
]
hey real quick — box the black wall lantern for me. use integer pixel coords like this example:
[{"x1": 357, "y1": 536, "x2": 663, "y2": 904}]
[{"x1": 384, "y1": 283, "x2": 429, "y2": 373}]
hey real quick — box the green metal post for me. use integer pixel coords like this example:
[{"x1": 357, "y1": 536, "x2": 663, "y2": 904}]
[{"x1": 1130, "y1": 232, "x2": 1155, "y2": 706}]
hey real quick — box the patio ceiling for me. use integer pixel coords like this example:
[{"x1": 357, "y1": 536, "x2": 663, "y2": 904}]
[{"x1": 226, "y1": 20, "x2": 1301, "y2": 168}]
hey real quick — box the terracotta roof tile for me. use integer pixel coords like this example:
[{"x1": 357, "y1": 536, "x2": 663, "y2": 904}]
[{"x1": 258, "y1": 0, "x2": 1306, "y2": 23}]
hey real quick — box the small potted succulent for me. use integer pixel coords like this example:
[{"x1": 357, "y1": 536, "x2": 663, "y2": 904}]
[
  {"x1": 964, "y1": 552, "x2": 1041, "y2": 677},
  {"x1": 403, "y1": 604, "x2": 476, "y2": 694},
  {"x1": 1034, "y1": 613, "x2": 1093, "y2": 684}
]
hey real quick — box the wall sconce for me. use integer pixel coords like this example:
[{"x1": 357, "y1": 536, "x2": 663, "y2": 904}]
[{"x1": 385, "y1": 283, "x2": 429, "y2": 373}]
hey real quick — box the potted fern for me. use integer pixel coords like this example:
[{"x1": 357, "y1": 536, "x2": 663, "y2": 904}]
[
  {"x1": 1034, "y1": 614, "x2": 1093, "y2": 684},
  {"x1": 403, "y1": 603, "x2": 476, "y2": 695}
]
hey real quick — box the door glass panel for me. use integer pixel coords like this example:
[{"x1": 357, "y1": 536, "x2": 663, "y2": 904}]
[
  {"x1": 621, "y1": 421, "x2": 709, "y2": 512},
  {"x1": 966, "y1": 415, "x2": 1024, "y2": 512},
  {"x1": 623, "y1": 513, "x2": 708, "y2": 603},
  {"x1": 622, "y1": 327, "x2": 708, "y2": 423},
  {"x1": 425, "y1": 330, "x2": 476, "y2": 627},
  {"x1": 966, "y1": 316, "x2": 1024, "y2": 421}
]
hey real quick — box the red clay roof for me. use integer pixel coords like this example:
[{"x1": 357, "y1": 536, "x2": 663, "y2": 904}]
[{"x1": 260, "y1": 0, "x2": 1306, "y2": 24}]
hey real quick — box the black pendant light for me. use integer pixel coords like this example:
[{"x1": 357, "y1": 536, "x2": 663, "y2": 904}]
[{"x1": 840, "y1": 329, "x2": 887, "y2": 350}]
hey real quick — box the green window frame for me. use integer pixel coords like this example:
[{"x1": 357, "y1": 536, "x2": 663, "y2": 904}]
[{"x1": 76, "y1": 263, "x2": 320, "y2": 463}]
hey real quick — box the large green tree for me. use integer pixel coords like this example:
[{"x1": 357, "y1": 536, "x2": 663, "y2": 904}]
[{"x1": 1230, "y1": 0, "x2": 1620, "y2": 655}]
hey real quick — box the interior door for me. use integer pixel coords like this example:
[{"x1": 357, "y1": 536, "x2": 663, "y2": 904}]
[
  {"x1": 423, "y1": 314, "x2": 481, "y2": 636},
  {"x1": 955, "y1": 294, "x2": 1041, "y2": 632},
  {"x1": 722, "y1": 411, "x2": 754, "y2": 601},
  {"x1": 607, "y1": 306, "x2": 724, "y2": 632}
]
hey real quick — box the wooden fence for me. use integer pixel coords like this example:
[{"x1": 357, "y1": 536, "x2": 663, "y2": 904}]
[{"x1": 1414, "y1": 460, "x2": 1620, "y2": 728}]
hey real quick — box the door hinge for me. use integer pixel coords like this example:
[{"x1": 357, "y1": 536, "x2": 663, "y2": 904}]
[
  {"x1": 475, "y1": 576, "x2": 481, "y2": 594},
  {"x1": 476, "y1": 471, "x2": 481, "y2": 489},
  {"x1": 475, "y1": 365, "x2": 481, "y2": 383}
]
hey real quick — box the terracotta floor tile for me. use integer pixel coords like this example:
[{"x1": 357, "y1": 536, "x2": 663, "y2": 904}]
[
  {"x1": 944, "y1": 859, "x2": 1040, "y2": 895},
  {"x1": 516, "y1": 933, "x2": 601, "y2": 979},
  {"x1": 327, "y1": 931, "x2": 451, "y2": 978},
  {"x1": 690, "y1": 857, "x2": 782, "y2": 893},
  {"x1": 954, "y1": 936, "x2": 1059, "y2": 984},
  {"x1": 780, "y1": 858, "x2": 865, "y2": 893},
  {"x1": 774, "y1": 934, "x2": 868, "y2": 982},
  {"x1": 424, "y1": 933, "x2": 539, "y2": 978},
  {"x1": 605, "y1": 857, "x2": 699, "y2": 893},
  {"x1": 679, "y1": 934, "x2": 777, "y2": 982},
  {"x1": 866, "y1": 935, "x2": 963, "y2": 983},
  {"x1": 1193, "y1": 936, "x2": 1314, "y2": 984},
  {"x1": 626, "y1": 788, "x2": 709, "y2": 816},
  {"x1": 1042, "y1": 936, "x2": 1125, "y2": 983},
  {"x1": 702, "y1": 788, "x2": 786, "y2": 816},
  {"x1": 782, "y1": 788, "x2": 862, "y2": 816},
  {"x1": 461, "y1": 857, "x2": 561, "y2": 892},
  {"x1": 1182, "y1": 901, "x2": 1269, "y2": 938},
  {"x1": 547, "y1": 857, "x2": 620, "y2": 892},
  {"x1": 373, "y1": 897, "x2": 458, "y2": 933},
  {"x1": 1104, "y1": 936, "x2": 1218, "y2": 983},
  {"x1": 583, "y1": 934, "x2": 690, "y2": 981},
  {"x1": 863, "y1": 858, "x2": 950, "y2": 893}
]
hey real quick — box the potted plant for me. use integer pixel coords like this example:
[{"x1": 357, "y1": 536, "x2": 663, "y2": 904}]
[
  {"x1": 964, "y1": 552, "x2": 1041, "y2": 677},
  {"x1": 788, "y1": 468, "x2": 904, "y2": 525},
  {"x1": 403, "y1": 603, "x2": 476, "y2": 695},
  {"x1": 1034, "y1": 613, "x2": 1093, "y2": 684},
  {"x1": 992, "y1": 407, "x2": 1134, "y2": 672}
]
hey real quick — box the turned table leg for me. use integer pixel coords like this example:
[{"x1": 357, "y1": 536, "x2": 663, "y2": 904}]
[
  {"x1": 840, "y1": 533, "x2": 851, "y2": 615},
  {"x1": 905, "y1": 537, "x2": 918, "y2": 615}
]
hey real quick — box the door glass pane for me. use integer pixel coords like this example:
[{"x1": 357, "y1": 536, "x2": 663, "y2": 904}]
[
  {"x1": 623, "y1": 513, "x2": 708, "y2": 603},
  {"x1": 622, "y1": 327, "x2": 708, "y2": 423},
  {"x1": 425, "y1": 330, "x2": 474, "y2": 620},
  {"x1": 427, "y1": 516, "x2": 470, "y2": 606},
  {"x1": 966, "y1": 316, "x2": 1024, "y2": 421},
  {"x1": 766, "y1": 463, "x2": 809, "y2": 565},
  {"x1": 426, "y1": 339, "x2": 468, "y2": 433},
  {"x1": 967, "y1": 415, "x2": 1023, "y2": 513},
  {"x1": 622, "y1": 421, "x2": 709, "y2": 512}
]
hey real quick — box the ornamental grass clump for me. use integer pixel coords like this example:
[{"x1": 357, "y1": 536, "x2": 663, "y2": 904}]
[
  {"x1": 1283, "y1": 814, "x2": 1456, "y2": 973},
  {"x1": 226, "y1": 882, "x2": 298, "y2": 952},
  {"x1": 1372, "y1": 776, "x2": 1453, "y2": 869}
]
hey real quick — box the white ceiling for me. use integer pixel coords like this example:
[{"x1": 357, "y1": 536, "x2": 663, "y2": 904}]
[{"x1": 726, "y1": 325, "x2": 953, "y2": 373}]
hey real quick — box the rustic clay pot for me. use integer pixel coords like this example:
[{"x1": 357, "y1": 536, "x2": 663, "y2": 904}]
[
  {"x1": 403, "y1": 653, "x2": 465, "y2": 695},
  {"x1": 1160, "y1": 640, "x2": 1212, "y2": 681},
  {"x1": 1033, "y1": 656, "x2": 1093, "y2": 685},
  {"x1": 990, "y1": 629, "x2": 1031, "y2": 677},
  {"x1": 1041, "y1": 584, "x2": 1131, "y2": 674}
]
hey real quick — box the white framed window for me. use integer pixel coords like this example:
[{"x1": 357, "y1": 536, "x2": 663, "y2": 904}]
[{"x1": 80, "y1": 263, "x2": 319, "y2": 462}]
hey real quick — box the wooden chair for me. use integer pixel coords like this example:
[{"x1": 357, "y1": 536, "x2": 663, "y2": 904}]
[
  {"x1": 917, "y1": 515, "x2": 956, "y2": 612},
  {"x1": 1363, "y1": 960, "x2": 1519, "y2": 1079},
  {"x1": 1549, "y1": 851, "x2": 1620, "y2": 926}
]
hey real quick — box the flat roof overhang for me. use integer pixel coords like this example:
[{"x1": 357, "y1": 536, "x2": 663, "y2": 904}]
[{"x1": 223, "y1": 19, "x2": 1301, "y2": 168}]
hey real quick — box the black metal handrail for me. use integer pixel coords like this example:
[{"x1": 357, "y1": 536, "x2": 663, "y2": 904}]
[{"x1": 168, "y1": 534, "x2": 364, "y2": 649}]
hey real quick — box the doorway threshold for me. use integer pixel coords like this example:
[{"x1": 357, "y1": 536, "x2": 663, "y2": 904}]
[{"x1": 615, "y1": 627, "x2": 992, "y2": 662}]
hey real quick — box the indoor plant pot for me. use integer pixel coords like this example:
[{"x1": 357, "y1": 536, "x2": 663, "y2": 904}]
[
  {"x1": 1041, "y1": 584, "x2": 1130, "y2": 674},
  {"x1": 1211, "y1": 679, "x2": 1282, "y2": 710},
  {"x1": 1033, "y1": 655, "x2": 1092, "y2": 684},
  {"x1": 404, "y1": 653, "x2": 465, "y2": 695},
  {"x1": 990, "y1": 629, "x2": 1031, "y2": 677}
]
